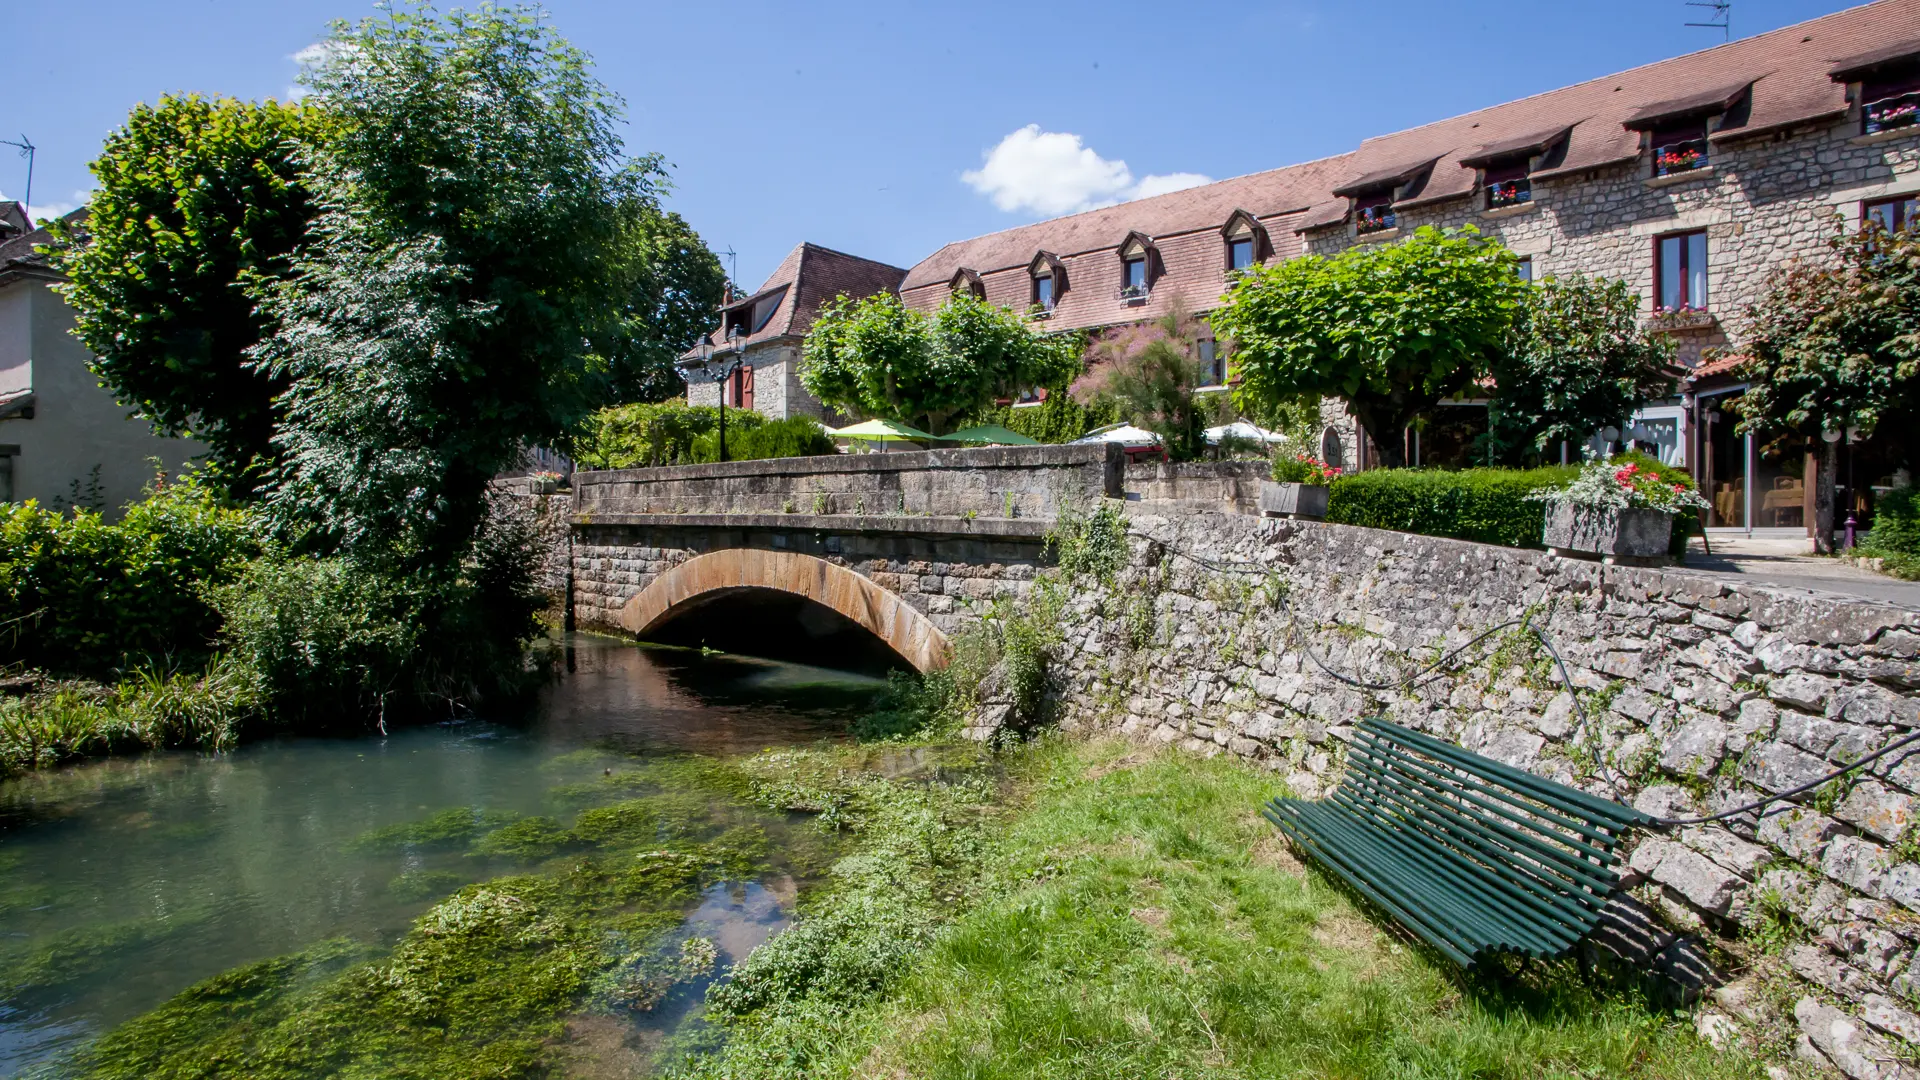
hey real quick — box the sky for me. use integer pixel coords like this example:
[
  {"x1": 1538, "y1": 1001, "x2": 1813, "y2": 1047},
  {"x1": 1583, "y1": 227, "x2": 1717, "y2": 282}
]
[{"x1": 3, "y1": 0, "x2": 1873, "y2": 289}]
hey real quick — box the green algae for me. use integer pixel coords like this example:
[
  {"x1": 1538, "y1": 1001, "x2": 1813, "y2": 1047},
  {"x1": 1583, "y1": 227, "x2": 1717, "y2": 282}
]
[
  {"x1": 346, "y1": 806, "x2": 522, "y2": 854},
  {"x1": 386, "y1": 868, "x2": 467, "y2": 901},
  {"x1": 472, "y1": 816, "x2": 574, "y2": 859},
  {"x1": 2, "y1": 906, "x2": 217, "y2": 1001}
]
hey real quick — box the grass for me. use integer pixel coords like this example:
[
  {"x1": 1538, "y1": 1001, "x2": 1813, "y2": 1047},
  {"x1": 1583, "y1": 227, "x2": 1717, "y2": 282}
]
[
  {"x1": 0, "y1": 658, "x2": 260, "y2": 775},
  {"x1": 682, "y1": 738, "x2": 1770, "y2": 1080}
]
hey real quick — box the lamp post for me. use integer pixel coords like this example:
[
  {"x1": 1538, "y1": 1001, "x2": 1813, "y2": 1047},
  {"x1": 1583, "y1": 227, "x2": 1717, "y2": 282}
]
[{"x1": 696, "y1": 326, "x2": 747, "y2": 462}]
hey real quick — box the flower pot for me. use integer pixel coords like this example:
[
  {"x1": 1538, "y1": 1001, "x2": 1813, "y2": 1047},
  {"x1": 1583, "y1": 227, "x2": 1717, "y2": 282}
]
[
  {"x1": 1543, "y1": 502, "x2": 1673, "y2": 564},
  {"x1": 528, "y1": 477, "x2": 559, "y2": 495},
  {"x1": 1259, "y1": 481, "x2": 1329, "y2": 520}
]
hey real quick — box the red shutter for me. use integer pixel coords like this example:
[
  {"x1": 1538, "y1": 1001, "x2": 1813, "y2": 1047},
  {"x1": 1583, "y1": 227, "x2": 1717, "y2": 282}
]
[{"x1": 741, "y1": 364, "x2": 755, "y2": 412}]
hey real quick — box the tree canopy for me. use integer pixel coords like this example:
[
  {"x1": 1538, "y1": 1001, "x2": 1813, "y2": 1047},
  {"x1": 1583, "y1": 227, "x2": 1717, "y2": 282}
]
[
  {"x1": 1737, "y1": 225, "x2": 1920, "y2": 549},
  {"x1": 1482, "y1": 275, "x2": 1677, "y2": 465},
  {"x1": 800, "y1": 292, "x2": 1082, "y2": 435},
  {"x1": 1213, "y1": 226, "x2": 1526, "y2": 468},
  {"x1": 604, "y1": 206, "x2": 728, "y2": 404},
  {"x1": 250, "y1": 5, "x2": 662, "y2": 563},
  {"x1": 50, "y1": 95, "x2": 330, "y2": 491}
]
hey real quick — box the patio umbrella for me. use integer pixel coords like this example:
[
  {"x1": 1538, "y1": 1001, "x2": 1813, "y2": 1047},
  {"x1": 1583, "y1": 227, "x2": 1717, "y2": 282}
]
[
  {"x1": 1205, "y1": 421, "x2": 1288, "y2": 447},
  {"x1": 828, "y1": 418, "x2": 937, "y2": 442},
  {"x1": 939, "y1": 425, "x2": 1041, "y2": 446},
  {"x1": 1072, "y1": 423, "x2": 1162, "y2": 449}
]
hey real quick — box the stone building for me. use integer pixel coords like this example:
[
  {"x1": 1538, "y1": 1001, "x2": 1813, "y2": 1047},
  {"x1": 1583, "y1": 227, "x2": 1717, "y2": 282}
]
[
  {"x1": 888, "y1": 0, "x2": 1920, "y2": 539},
  {"x1": 0, "y1": 206, "x2": 206, "y2": 517},
  {"x1": 680, "y1": 242, "x2": 905, "y2": 422}
]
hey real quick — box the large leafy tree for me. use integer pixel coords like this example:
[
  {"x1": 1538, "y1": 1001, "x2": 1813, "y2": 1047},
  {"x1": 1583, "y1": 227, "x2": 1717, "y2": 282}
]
[
  {"x1": 251, "y1": 5, "x2": 658, "y2": 563},
  {"x1": 1088, "y1": 303, "x2": 1221, "y2": 461},
  {"x1": 50, "y1": 95, "x2": 329, "y2": 491},
  {"x1": 1213, "y1": 226, "x2": 1525, "y2": 468},
  {"x1": 605, "y1": 206, "x2": 728, "y2": 404},
  {"x1": 801, "y1": 292, "x2": 1082, "y2": 435},
  {"x1": 1737, "y1": 226, "x2": 1920, "y2": 552},
  {"x1": 1482, "y1": 275, "x2": 1677, "y2": 464}
]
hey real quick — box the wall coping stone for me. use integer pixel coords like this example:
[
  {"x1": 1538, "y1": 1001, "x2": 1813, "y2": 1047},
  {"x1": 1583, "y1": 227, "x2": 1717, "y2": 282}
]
[
  {"x1": 571, "y1": 511, "x2": 1053, "y2": 540},
  {"x1": 576, "y1": 440, "x2": 1122, "y2": 489}
]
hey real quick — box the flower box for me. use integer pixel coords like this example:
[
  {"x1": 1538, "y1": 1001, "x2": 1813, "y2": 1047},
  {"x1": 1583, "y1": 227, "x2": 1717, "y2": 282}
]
[
  {"x1": 1653, "y1": 140, "x2": 1708, "y2": 177},
  {"x1": 1645, "y1": 307, "x2": 1715, "y2": 333},
  {"x1": 1487, "y1": 180, "x2": 1531, "y2": 209},
  {"x1": 1867, "y1": 92, "x2": 1920, "y2": 135},
  {"x1": 1543, "y1": 502, "x2": 1673, "y2": 564},
  {"x1": 1259, "y1": 481, "x2": 1329, "y2": 520},
  {"x1": 1355, "y1": 208, "x2": 1396, "y2": 234}
]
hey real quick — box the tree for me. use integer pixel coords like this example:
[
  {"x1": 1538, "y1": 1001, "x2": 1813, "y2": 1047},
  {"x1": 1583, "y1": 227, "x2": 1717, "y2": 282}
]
[
  {"x1": 1482, "y1": 275, "x2": 1678, "y2": 465},
  {"x1": 603, "y1": 205, "x2": 728, "y2": 404},
  {"x1": 1087, "y1": 302, "x2": 1221, "y2": 461},
  {"x1": 800, "y1": 292, "x2": 1082, "y2": 435},
  {"x1": 1213, "y1": 226, "x2": 1525, "y2": 468},
  {"x1": 1737, "y1": 225, "x2": 1920, "y2": 552},
  {"x1": 250, "y1": 5, "x2": 655, "y2": 564},
  {"x1": 50, "y1": 95, "x2": 329, "y2": 491}
]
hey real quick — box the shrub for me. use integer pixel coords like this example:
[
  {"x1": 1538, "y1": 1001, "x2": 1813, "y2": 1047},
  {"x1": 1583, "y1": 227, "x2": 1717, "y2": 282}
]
[
  {"x1": 965, "y1": 396, "x2": 1121, "y2": 444},
  {"x1": 689, "y1": 416, "x2": 836, "y2": 463},
  {"x1": 1866, "y1": 487, "x2": 1920, "y2": 556},
  {"x1": 0, "y1": 476, "x2": 259, "y2": 674},
  {"x1": 1327, "y1": 466, "x2": 1577, "y2": 549},
  {"x1": 572, "y1": 402, "x2": 766, "y2": 469}
]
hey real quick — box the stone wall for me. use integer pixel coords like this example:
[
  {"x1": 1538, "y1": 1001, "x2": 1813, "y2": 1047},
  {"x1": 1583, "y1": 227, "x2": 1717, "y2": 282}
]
[
  {"x1": 575, "y1": 442, "x2": 1122, "y2": 521},
  {"x1": 1121, "y1": 460, "x2": 1266, "y2": 514},
  {"x1": 1046, "y1": 510, "x2": 1920, "y2": 1075}
]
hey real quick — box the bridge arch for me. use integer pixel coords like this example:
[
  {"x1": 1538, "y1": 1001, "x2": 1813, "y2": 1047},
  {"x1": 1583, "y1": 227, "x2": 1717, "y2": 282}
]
[{"x1": 619, "y1": 549, "x2": 951, "y2": 673}]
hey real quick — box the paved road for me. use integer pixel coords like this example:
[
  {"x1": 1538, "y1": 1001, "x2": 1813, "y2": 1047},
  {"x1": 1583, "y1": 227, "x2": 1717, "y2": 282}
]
[{"x1": 1675, "y1": 537, "x2": 1920, "y2": 610}]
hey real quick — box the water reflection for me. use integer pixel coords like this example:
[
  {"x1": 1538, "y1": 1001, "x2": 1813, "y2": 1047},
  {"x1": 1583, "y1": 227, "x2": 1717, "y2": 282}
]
[{"x1": 0, "y1": 636, "x2": 881, "y2": 1077}]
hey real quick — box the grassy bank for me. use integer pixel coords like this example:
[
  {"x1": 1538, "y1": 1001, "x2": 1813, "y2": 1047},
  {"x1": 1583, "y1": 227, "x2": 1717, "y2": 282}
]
[{"x1": 40, "y1": 734, "x2": 1773, "y2": 1079}]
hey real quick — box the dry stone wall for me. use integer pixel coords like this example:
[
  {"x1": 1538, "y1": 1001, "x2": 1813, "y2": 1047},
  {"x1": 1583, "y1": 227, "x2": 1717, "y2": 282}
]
[{"x1": 1051, "y1": 511, "x2": 1920, "y2": 1075}]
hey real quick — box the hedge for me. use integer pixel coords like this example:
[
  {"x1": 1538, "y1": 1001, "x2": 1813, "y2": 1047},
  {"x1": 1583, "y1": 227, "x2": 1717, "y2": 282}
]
[
  {"x1": 0, "y1": 479, "x2": 259, "y2": 674},
  {"x1": 1326, "y1": 465, "x2": 1577, "y2": 549},
  {"x1": 690, "y1": 416, "x2": 837, "y2": 463},
  {"x1": 573, "y1": 402, "x2": 767, "y2": 469}
]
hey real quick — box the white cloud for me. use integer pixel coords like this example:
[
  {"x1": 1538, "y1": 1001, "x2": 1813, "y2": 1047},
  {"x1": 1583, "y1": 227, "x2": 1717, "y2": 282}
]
[
  {"x1": 961, "y1": 125, "x2": 1211, "y2": 217},
  {"x1": 285, "y1": 41, "x2": 343, "y2": 100},
  {"x1": 1, "y1": 187, "x2": 90, "y2": 228}
]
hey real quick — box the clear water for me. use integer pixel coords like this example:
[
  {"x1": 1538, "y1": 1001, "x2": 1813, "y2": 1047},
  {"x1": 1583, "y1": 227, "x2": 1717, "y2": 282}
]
[{"x1": 0, "y1": 637, "x2": 885, "y2": 1078}]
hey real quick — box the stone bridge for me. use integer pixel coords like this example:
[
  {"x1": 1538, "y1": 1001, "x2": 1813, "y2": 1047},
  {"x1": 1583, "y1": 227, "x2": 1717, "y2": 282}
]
[{"x1": 568, "y1": 443, "x2": 1139, "y2": 670}]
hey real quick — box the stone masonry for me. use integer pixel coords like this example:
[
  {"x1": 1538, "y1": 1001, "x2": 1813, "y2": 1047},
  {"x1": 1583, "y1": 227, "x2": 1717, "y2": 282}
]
[{"x1": 1049, "y1": 510, "x2": 1920, "y2": 1076}]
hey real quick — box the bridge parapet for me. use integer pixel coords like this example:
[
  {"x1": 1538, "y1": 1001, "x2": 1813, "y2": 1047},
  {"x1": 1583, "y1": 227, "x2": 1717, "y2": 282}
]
[{"x1": 574, "y1": 442, "x2": 1122, "y2": 521}]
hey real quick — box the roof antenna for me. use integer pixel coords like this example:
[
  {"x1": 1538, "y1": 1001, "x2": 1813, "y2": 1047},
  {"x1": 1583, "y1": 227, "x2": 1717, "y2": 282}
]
[
  {"x1": 0, "y1": 134, "x2": 33, "y2": 223},
  {"x1": 722, "y1": 245, "x2": 739, "y2": 294},
  {"x1": 1685, "y1": 1, "x2": 1730, "y2": 42}
]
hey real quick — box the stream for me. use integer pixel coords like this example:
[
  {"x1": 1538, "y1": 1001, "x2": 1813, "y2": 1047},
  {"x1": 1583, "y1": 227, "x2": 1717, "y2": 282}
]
[{"x1": 0, "y1": 636, "x2": 890, "y2": 1078}]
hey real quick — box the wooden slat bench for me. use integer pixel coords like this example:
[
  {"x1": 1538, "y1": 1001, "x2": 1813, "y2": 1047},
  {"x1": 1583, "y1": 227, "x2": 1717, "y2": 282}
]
[{"x1": 1262, "y1": 716, "x2": 1654, "y2": 968}]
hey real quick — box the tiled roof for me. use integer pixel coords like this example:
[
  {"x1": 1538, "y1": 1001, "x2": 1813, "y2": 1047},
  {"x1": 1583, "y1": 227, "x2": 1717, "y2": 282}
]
[
  {"x1": 1688, "y1": 352, "x2": 1750, "y2": 380},
  {"x1": 900, "y1": 0, "x2": 1920, "y2": 328},
  {"x1": 684, "y1": 242, "x2": 906, "y2": 359}
]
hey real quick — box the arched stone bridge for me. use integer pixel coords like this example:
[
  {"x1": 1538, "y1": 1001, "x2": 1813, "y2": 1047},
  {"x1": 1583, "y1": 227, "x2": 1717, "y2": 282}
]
[{"x1": 568, "y1": 444, "x2": 1126, "y2": 671}]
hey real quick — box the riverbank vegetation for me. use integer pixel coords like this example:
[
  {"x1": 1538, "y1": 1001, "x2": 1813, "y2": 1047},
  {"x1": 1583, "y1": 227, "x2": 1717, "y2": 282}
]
[{"x1": 42, "y1": 733, "x2": 1772, "y2": 1079}]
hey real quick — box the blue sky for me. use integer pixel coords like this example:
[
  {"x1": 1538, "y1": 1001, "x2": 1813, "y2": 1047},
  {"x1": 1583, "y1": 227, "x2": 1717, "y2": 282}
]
[{"x1": 6, "y1": 0, "x2": 1866, "y2": 289}]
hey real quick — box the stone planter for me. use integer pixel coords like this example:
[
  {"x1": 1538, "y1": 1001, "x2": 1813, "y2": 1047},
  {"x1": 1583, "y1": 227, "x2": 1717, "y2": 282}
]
[
  {"x1": 528, "y1": 477, "x2": 560, "y2": 495},
  {"x1": 1543, "y1": 502, "x2": 1673, "y2": 565},
  {"x1": 1259, "y1": 480, "x2": 1329, "y2": 520}
]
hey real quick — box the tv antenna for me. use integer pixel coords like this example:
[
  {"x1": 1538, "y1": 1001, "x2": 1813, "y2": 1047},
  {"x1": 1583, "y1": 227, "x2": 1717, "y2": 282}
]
[
  {"x1": 1686, "y1": 1, "x2": 1730, "y2": 41},
  {"x1": 722, "y1": 245, "x2": 739, "y2": 294},
  {"x1": 0, "y1": 134, "x2": 33, "y2": 221}
]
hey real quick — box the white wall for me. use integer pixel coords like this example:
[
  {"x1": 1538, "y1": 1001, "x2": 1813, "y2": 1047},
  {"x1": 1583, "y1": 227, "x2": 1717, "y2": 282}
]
[{"x1": 0, "y1": 278, "x2": 206, "y2": 517}]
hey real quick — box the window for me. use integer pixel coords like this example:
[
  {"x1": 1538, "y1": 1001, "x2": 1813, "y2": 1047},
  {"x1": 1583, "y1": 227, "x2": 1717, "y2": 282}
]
[
  {"x1": 1864, "y1": 70, "x2": 1920, "y2": 135},
  {"x1": 1355, "y1": 190, "x2": 1395, "y2": 234},
  {"x1": 1651, "y1": 121, "x2": 1709, "y2": 177},
  {"x1": 1198, "y1": 339, "x2": 1225, "y2": 386},
  {"x1": 1032, "y1": 272, "x2": 1054, "y2": 311},
  {"x1": 1515, "y1": 256, "x2": 1534, "y2": 282},
  {"x1": 1866, "y1": 194, "x2": 1919, "y2": 234},
  {"x1": 1656, "y1": 230, "x2": 1709, "y2": 311},
  {"x1": 1228, "y1": 238, "x2": 1255, "y2": 271},
  {"x1": 749, "y1": 289, "x2": 785, "y2": 334},
  {"x1": 1484, "y1": 160, "x2": 1531, "y2": 209}
]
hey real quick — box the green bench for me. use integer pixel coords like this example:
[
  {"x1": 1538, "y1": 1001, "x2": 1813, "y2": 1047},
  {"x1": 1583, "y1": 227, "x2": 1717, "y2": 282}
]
[{"x1": 1262, "y1": 716, "x2": 1654, "y2": 968}]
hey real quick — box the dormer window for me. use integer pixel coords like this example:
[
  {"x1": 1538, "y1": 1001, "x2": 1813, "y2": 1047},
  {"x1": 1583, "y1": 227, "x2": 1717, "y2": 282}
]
[
  {"x1": 1865, "y1": 70, "x2": 1920, "y2": 135},
  {"x1": 1027, "y1": 251, "x2": 1065, "y2": 315},
  {"x1": 1354, "y1": 190, "x2": 1395, "y2": 234},
  {"x1": 1484, "y1": 160, "x2": 1531, "y2": 209},
  {"x1": 1118, "y1": 233, "x2": 1157, "y2": 303},
  {"x1": 950, "y1": 267, "x2": 985, "y2": 301},
  {"x1": 1221, "y1": 210, "x2": 1267, "y2": 273},
  {"x1": 1651, "y1": 121, "x2": 1709, "y2": 177},
  {"x1": 749, "y1": 287, "x2": 786, "y2": 333}
]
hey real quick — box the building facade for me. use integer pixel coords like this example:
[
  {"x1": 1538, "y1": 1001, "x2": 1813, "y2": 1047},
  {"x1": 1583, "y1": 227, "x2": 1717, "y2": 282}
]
[
  {"x1": 888, "y1": 0, "x2": 1920, "y2": 537},
  {"x1": 681, "y1": 243, "x2": 905, "y2": 423},
  {"x1": 0, "y1": 207, "x2": 206, "y2": 517}
]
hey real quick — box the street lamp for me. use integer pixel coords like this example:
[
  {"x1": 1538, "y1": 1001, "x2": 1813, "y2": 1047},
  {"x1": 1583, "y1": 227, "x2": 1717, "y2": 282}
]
[{"x1": 694, "y1": 326, "x2": 748, "y2": 462}]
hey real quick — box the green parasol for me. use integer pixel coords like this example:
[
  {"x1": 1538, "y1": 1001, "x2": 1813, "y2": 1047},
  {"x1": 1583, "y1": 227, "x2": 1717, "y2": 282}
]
[
  {"x1": 828, "y1": 418, "x2": 937, "y2": 442},
  {"x1": 938, "y1": 425, "x2": 1042, "y2": 446}
]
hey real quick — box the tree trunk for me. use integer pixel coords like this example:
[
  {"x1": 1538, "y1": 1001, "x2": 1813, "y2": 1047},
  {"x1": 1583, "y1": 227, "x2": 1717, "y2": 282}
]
[{"x1": 1814, "y1": 438, "x2": 1839, "y2": 554}]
